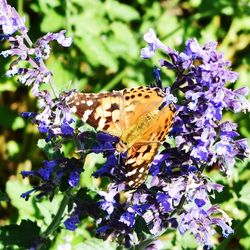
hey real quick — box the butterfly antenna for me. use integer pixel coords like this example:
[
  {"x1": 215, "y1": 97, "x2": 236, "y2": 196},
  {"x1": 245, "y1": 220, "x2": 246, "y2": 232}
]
[
  {"x1": 65, "y1": 80, "x2": 73, "y2": 91},
  {"x1": 75, "y1": 147, "x2": 116, "y2": 154}
]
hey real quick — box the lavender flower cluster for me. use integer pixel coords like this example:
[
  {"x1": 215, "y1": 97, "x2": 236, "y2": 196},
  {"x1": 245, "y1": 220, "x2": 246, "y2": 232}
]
[
  {"x1": 1, "y1": 1, "x2": 249, "y2": 249},
  {"x1": 0, "y1": 0, "x2": 81, "y2": 199}
]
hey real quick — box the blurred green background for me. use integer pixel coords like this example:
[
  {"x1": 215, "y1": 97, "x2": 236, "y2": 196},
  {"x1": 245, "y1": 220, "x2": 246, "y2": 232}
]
[{"x1": 0, "y1": 0, "x2": 249, "y2": 249}]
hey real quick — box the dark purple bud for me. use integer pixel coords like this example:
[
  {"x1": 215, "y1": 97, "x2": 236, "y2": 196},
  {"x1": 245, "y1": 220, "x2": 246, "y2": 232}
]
[
  {"x1": 21, "y1": 112, "x2": 36, "y2": 118},
  {"x1": 64, "y1": 214, "x2": 79, "y2": 231},
  {"x1": 195, "y1": 198, "x2": 206, "y2": 207},
  {"x1": 68, "y1": 171, "x2": 80, "y2": 187}
]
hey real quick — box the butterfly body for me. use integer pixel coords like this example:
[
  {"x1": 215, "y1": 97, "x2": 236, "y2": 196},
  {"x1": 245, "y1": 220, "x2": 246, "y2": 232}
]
[{"x1": 65, "y1": 86, "x2": 176, "y2": 188}]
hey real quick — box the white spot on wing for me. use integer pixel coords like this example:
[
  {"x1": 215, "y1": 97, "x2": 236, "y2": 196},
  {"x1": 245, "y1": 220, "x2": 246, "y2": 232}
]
[
  {"x1": 126, "y1": 158, "x2": 136, "y2": 164},
  {"x1": 83, "y1": 110, "x2": 92, "y2": 121},
  {"x1": 125, "y1": 105, "x2": 134, "y2": 112},
  {"x1": 70, "y1": 106, "x2": 77, "y2": 113},
  {"x1": 128, "y1": 180, "x2": 134, "y2": 186},
  {"x1": 98, "y1": 117, "x2": 106, "y2": 129},
  {"x1": 126, "y1": 169, "x2": 137, "y2": 177},
  {"x1": 102, "y1": 98, "x2": 111, "y2": 110},
  {"x1": 87, "y1": 100, "x2": 93, "y2": 106},
  {"x1": 103, "y1": 110, "x2": 111, "y2": 117},
  {"x1": 112, "y1": 109, "x2": 120, "y2": 122},
  {"x1": 139, "y1": 167, "x2": 145, "y2": 173},
  {"x1": 96, "y1": 106, "x2": 103, "y2": 117}
]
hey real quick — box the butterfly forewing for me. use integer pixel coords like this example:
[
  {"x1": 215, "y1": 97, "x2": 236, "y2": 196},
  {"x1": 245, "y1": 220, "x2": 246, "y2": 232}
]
[
  {"x1": 65, "y1": 86, "x2": 176, "y2": 189},
  {"x1": 141, "y1": 104, "x2": 176, "y2": 142},
  {"x1": 66, "y1": 91, "x2": 123, "y2": 137},
  {"x1": 121, "y1": 87, "x2": 165, "y2": 130}
]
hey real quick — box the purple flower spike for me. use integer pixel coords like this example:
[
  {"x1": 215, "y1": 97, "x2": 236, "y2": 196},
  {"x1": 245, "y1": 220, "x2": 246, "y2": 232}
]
[
  {"x1": 0, "y1": 0, "x2": 27, "y2": 35},
  {"x1": 137, "y1": 30, "x2": 248, "y2": 247}
]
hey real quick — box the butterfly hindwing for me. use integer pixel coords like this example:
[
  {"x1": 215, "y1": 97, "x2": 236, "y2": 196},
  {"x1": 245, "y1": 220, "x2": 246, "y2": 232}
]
[
  {"x1": 124, "y1": 105, "x2": 176, "y2": 188},
  {"x1": 125, "y1": 142, "x2": 160, "y2": 188}
]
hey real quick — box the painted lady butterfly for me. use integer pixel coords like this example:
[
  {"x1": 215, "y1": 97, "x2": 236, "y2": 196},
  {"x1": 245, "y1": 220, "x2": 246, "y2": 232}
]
[{"x1": 65, "y1": 86, "x2": 176, "y2": 188}]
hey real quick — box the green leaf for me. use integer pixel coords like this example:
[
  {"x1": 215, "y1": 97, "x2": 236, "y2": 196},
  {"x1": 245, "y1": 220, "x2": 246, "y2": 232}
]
[
  {"x1": 80, "y1": 153, "x2": 105, "y2": 188},
  {"x1": 74, "y1": 238, "x2": 118, "y2": 250},
  {"x1": 106, "y1": 22, "x2": 139, "y2": 62},
  {"x1": 239, "y1": 218, "x2": 250, "y2": 248},
  {"x1": 177, "y1": 230, "x2": 197, "y2": 249},
  {"x1": 7, "y1": 140, "x2": 20, "y2": 157},
  {"x1": 35, "y1": 195, "x2": 63, "y2": 226},
  {"x1": 12, "y1": 117, "x2": 25, "y2": 130},
  {"x1": 240, "y1": 236, "x2": 250, "y2": 249},
  {"x1": 74, "y1": 36, "x2": 118, "y2": 71},
  {"x1": 6, "y1": 179, "x2": 35, "y2": 217},
  {"x1": 0, "y1": 220, "x2": 40, "y2": 248},
  {"x1": 45, "y1": 56, "x2": 75, "y2": 93},
  {"x1": 0, "y1": 192, "x2": 9, "y2": 202},
  {"x1": 70, "y1": 1, "x2": 107, "y2": 37},
  {"x1": 40, "y1": 0, "x2": 61, "y2": 8},
  {"x1": 239, "y1": 180, "x2": 250, "y2": 206},
  {"x1": 0, "y1": 80, "x2": 17, "y2": 92},
  {"x1": 40, "y1": 8, "x2": 65, "y2": 32},
  {"x1": 37, "y1": 139, "x2": 62, "y2": 159},
  {"x1": 0, "y1": 106, "x2": 17, "y2": 129},
  {"x1": 105, "y1": 0, "x2": 140, "y2": 22}
]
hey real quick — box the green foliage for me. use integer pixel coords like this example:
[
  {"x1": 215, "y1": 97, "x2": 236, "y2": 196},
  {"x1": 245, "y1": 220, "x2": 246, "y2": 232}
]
[
  {"x1": 0, "y1": 220, "x2": 41, "y2": 249},
  {"x1": 73, "y1": 238, "x2": 118, "y2": 250},
  {"x1": 1, "y1": 0, "x2": 249, "y2": 249}
]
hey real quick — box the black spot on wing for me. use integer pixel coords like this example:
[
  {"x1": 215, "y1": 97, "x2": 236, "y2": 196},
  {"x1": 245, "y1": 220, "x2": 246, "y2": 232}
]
[{"x1": 109, "y1": 103, "x2": 120, "y2": 110}]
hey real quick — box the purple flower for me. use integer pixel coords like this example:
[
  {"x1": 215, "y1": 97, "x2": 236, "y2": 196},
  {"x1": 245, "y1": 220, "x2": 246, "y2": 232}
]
[
  {"x1": 64, "y1": 214, "x2": 80, "y2": 231},
  {"x1": 21, "y1": 170, "x2": 35, "y2": 178},
  {"x1": 38, "y1": 166, "x2": 54, "y2": 181},
  {"x1": 1, "y1": 2, "x2": 72, "y2": 101},
  {"x1": 179, "y1": 205, "x2": 233, "y2": 249},
  {"x1": 145, "y1": 240, "x2": 163, "y2": 250},
  {"x1": 141, "y1": 29, "x2": 175, "y2": 59},
  {"x1": 156, "y1": 193, "x2": 171, "y2": 212},
  {"x1": 35, "y1": 30, "x2": 72, "y2": 61},
  {"x1": 68, "y1": 171, "x2": 80, "y2": 187},
  {"x1": 21, "y1": 157, "x2": 84, "y2": 199},
  {"x1": 99, "y1": 188, "x2": 120, "y2": 215},
  {"x1": 119, "y1": 212, "x2": 135, "y2": 227},
  {"x1": 0, "y1": 0, "x2": 27, "y2": 35}
]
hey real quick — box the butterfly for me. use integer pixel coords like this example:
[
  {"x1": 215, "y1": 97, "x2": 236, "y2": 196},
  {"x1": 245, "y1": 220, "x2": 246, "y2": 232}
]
[{"x1": 65, "y1": 86, "x2": 176, "y2": 189}]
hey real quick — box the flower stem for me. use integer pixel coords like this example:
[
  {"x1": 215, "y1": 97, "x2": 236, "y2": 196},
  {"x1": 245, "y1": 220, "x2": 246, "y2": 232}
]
[
  {"x1": 49, "y1": 77, "x2": 59, "y2": 99},
  {"x1": 42, "y1": 189, "x2": 72, "y2": 237}
]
